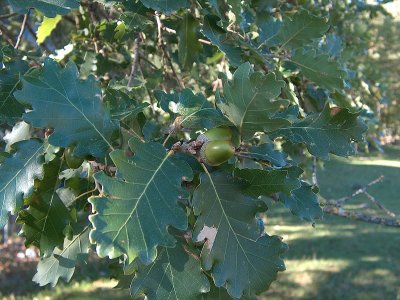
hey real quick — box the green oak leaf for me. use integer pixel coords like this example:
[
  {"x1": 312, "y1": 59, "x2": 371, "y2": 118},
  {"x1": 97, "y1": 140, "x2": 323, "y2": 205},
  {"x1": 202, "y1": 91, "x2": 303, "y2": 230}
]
[
  {"x1": 289, "y1": 49, "x2": 347, "y2": 91},
  {"x1": 37, "y1": 16, "x2": 62, "y2": 44},
  {"x1": 7, "y1": 0, "x2": 79, "y2": 17},
  {"x1": 120, "y1": 11, "x2": 153, "y2": 31},
  {"x1": 0, "y1": 60, "x2": 29, "y2": 125},
  {"x1": 130, "y1": 234, "x2": 210, "y2": 299},
  {"x1": 89, "y1": 138, "x2": 193, "y2": 264},
  {"x1": 235, "y1": 168, "x2": 301, "y2": 197},
  {"x1": 279, "y1": 182, "x2": 323, "y2": 222},
  {"x1": 33, "y1": 226, "x2": 90, "y2": 287},
  {"x1": 104, "y1": 88, "x2": 149, "y2": 122},
  {"x1": 193, "y1": 172, "x2": 287, "y2": 299},
  {"x1": 199, "y1": 283, "x2": 238, "y2": 300},
  {"x1": 18, "y1": 157, "x2": 71, "y2": 257},
  {"x1": 217, "y1": 62, "x2": 289, "y2": 140},
  {"x1": 155, "y1": 89, "x2": 232, "y2": 129},
  {"x1": 139, "y1": 0, "x2": 190, "y2": 14},
  {"x1": 202, "y1": 15, "x2": 243, "y2": 67},
  {"x1": 178, "y1": 14, "x2": 202, "y2": 70},
  {"x1": 276, "y1": 9, "x2": 329, "y2": 50},
  {"x1": 14, "y1": 59, "x2": 119, "y2": 158},
  {"x1": 0, "y1": 139, "x2": 44, "y2": 229},
  {"x1": 238, "y1": 143, "x2": 288, "y2": 167},
  {"x1": 269, "y1": 104, "x2": 367, "y2": 159}
]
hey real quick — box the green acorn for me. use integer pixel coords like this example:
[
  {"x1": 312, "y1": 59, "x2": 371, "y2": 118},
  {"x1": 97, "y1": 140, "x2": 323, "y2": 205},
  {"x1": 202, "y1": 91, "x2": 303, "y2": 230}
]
[
  {"x1": 196, "y1": 127, "x2": 233, "y2": 143},
  {"x1": 200, "y1": 140, "x2": 235, "y2": 166},
  {"x1": 64, "y1": 146, "x2": 84, "y2": 169}
]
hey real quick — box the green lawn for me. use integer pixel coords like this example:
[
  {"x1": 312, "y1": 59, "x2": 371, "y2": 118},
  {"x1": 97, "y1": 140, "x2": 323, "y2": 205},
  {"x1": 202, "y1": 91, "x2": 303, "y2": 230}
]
[{"x1": 2, "y1": 146, "x2": 400, "y2": 300}]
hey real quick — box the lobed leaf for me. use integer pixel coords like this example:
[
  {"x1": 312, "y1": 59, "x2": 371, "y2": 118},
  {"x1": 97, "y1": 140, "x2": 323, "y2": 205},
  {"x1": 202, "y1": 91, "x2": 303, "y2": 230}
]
[
  {"x1": 202, "y1": 15, "x2": 243, "y2": 67},
  {"x1": 14, "y1": 59, "x2": 119, "y2": 158},
  {"x1": 139, "y1": 0, "x2": 190, "y2": 14},
  {"x1": 0, "y1": 60, "x2": 29, "y2": 125},
  {"x1": 7, "y1": 0, "x2": 79, "y2": 17},
  {"x1": 276, "y1": 9, "x2": 329, "y2": 50},
  {"x1": 193, "y1": 172, "x2": 287, "y2": 299},
  {"x1": 238, "y1": 143, "x2": 288, "y2": 167},
  {"x1": 217, "y1": 62, "x2": 289, "y2": 140},
  {"x1": 156, "y1": 89, "x2": 232, "y2": 130},
  {"x1": 18, "y1": 157, "x2": 71, "y2": 257},
  {"x1": 130, "y1": 235, "x2": 210, "y2": 299},
  {"x1": 37, "y1": 16, "x2": 63, "y2": 44},
  {"x1": 89, "y1": 138, "x2": 193, "y2": 264},
  {"x1": 269, "y1": 104, "x2": 368, "y2": 159},
  {"x1": 235, "y1": 168, "x2": 301, "y2": 197},
  {"x1": 279, "y1": 182, "x2": 323, "y2": 223},
  {"x1": 33, "y1": 226, "x2": 90, "y2": 286},
  {"x1": 289, "y1": 49, "x2": 347, "y2": 91},
  {"x1": 0, "y1": 139, "x2": 44, "y2": 229}
]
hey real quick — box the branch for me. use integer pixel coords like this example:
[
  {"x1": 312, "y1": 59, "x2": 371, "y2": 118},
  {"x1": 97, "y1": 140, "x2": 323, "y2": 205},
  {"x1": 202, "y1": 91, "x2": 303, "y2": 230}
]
[
  {"x1": 14, "y1": 10, "x2": 30, "y2": 49},
  {"x1": 321, "y1": 175, "x2": 398, "y2": 227},
  {"x1": 323, "y1": 206, "x2": 400, "y2": 227},
  {"x1": 127, "y1": 34, "x2": 141, "y2": 87}
]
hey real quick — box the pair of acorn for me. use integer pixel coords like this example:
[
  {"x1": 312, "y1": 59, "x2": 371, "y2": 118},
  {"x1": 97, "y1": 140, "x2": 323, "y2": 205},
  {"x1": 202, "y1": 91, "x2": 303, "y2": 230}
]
[{"x1": 197, "y1": 127, "x2": 235, "y2": 166}]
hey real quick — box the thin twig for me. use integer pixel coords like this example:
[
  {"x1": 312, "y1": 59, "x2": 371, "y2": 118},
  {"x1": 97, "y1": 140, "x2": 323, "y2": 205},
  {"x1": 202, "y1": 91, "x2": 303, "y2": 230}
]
[
  {"x1": 74, "y1": 187, "x2": 98, "y2": 202},
  {"x1": 0, "y1": 12, "x2": 18, "y2": 20},
  {"x1": 312, "y1": 157, "x2": 318, "y2": 186},
  {"x1": 127, "y1": 34, "x2": 141, "y2": 87},
  {"x1": 14, "y1": 10, "x2": 30, "y2": 49},
  {"x1": 327, "y1": 175, "x2": 385, "y2": 207}
]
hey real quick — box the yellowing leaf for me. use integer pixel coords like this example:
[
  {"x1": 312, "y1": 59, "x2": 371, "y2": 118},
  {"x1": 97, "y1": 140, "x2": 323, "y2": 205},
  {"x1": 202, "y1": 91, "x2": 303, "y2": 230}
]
[{"x1": 37, "y1": 15, "x2": 62, "y2": 44}]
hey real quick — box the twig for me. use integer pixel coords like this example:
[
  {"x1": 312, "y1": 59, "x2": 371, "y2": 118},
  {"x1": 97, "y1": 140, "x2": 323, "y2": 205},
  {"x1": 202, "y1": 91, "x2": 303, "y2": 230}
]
[
  {"x1": 139, "y1": 53, "x2": 159, "y2": 69},
  {"x1": 155, "y1": 11, "x2": 185, "y2": 89},
  {"x1": 327, "y1": 175, "x2": 385, "y2": 207},
  {"x1": 0, "y1": 23, "x2": 14, "y2": 45},
  {"x1": 127, "y1": 34, "x2": 141, "y2": 87},
  {"x1": 364, "y1": 191, "x2": 396, "y2": 218},
  {"x1": 14, "y1": 10, "x2": 30, "y2": 49},
  {"x1": 160, "y1": 25, "x2": 211, "y2": 45},
  {"x1": 0, "y1": 12, "x2": 18, "y2": 20}
]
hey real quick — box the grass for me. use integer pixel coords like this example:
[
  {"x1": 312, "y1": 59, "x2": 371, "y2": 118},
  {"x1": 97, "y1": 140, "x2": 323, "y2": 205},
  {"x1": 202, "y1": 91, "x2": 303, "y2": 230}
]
[{"x1": 2, "y1": 146, "x2": 400, "y2": 300}]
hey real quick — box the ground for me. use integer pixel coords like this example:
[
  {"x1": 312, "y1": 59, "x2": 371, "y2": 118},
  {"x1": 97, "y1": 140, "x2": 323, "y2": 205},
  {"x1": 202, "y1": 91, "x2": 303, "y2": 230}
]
[{"x1": 1, "y1": 146, "x2": 399, "y2": 300}]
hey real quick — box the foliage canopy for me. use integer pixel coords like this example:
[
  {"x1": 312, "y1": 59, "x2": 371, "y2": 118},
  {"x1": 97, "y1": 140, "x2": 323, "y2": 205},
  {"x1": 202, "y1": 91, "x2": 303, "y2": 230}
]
[{"x1": 0, "y1": 0, "x2": 396, "y2": 299}]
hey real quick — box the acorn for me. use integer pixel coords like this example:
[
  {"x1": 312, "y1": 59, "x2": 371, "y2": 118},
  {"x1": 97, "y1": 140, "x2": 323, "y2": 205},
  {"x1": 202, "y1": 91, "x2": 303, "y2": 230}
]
[
  {"x1": 64, "y1": 146, "x2": 84, "y2": 169},
  {"x1": 200, "y1": 140, "x2": 235, "y2": 166},
  {"x1": 196, "y1": 127, "x2": 233, "y2": 143}
]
